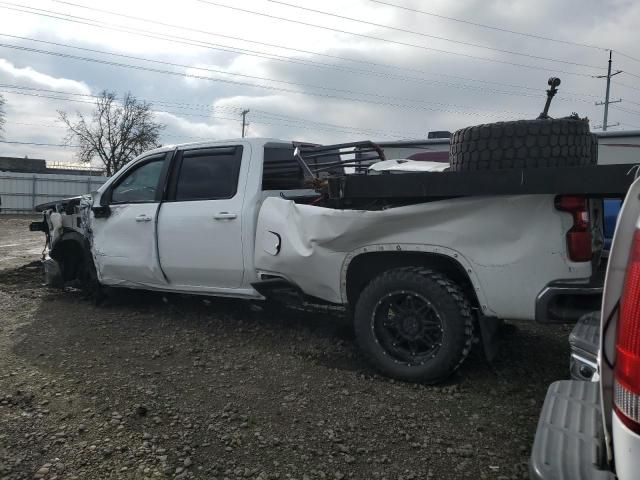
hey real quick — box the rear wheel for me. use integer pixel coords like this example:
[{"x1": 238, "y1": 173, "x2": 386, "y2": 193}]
[{"x1": 354, "y1": 267, "x2": 473, "y2": 383}]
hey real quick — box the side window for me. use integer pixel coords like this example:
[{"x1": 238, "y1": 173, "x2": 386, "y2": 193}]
[
  {"x1": 111, "y1": 158, "x2": 164, "y2": 204},
  {"x1": 262, "y1": 146, "x2": 304, "y2": 190},
  {"x1": 175, "y1": 147, "x2": 242, "y2": 201},
  {"x1": 262, "y1": 144, "x2": 343, "y2": 190}
]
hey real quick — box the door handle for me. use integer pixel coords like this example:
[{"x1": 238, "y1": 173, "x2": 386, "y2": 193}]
[
  {"x1": 213, "y1": 212, "x2": 237, "y2": 220},
  {"x1": 135, "y1": 215, "x2": 152, "y2": 222}
]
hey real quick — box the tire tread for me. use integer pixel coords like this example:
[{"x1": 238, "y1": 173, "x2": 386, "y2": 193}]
[
  {"x1": 354, "y1": 266, "x2": 474, "y2": 383},
  {"x1": 449, "y1": 118, "x2": 596, "y2": 171}
]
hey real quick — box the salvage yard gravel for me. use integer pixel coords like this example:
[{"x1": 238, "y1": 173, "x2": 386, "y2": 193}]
[{"x1": 0, "y1": 218, "x2": 571, "y2": 480}]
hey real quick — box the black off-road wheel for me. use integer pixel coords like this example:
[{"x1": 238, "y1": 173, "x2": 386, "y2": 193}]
[
  {"x1": 449, "y1": 117, "x2": 596, "y2": 171},
  {"x1": 353, "y1": 267, "x2": 474, "y2": 383}
]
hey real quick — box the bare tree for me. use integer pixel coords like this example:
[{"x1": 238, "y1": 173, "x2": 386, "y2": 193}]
[
  {"x1": 59, "y1": 91, "x2": 164, "y2": 176},
  {"x1": 0, "y1": 94, "x2": 5, "y2": 138}
]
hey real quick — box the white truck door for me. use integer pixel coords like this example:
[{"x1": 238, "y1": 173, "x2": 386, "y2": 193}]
[
  {"x1": 156, "y1": 145, "x2": 246, "y2": 289},
  {"x1": 91, "y1": 153, "x2": 170, "y2": 286}
]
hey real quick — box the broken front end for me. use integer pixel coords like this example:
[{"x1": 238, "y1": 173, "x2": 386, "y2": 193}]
[{"x1": 29, "y1": 195, "x2": 94, "y2": 288}]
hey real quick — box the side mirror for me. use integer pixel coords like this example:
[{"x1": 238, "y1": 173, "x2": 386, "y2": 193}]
[
  {"x1": 99, "y1": 191, "x2": 110, "y2": 207},
  {"x1": 91, "y1": 205, "x2": 111, "y2": 218}
]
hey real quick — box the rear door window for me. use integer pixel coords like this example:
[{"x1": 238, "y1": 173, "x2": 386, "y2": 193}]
[
  {"x1": 262, "y1": 144, "x2": 343, "y2": 190},
  {"x1": 262, "y1": 146, "x2": 304, "y2": 190}
]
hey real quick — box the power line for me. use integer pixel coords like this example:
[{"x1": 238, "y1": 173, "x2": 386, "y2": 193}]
[
  {"x1": 0, "y1": 85, "x2": 376, "y2": 132},
  {"x1": 153, "y1": 109, "x2": 418, "y2": 138},
  {"x1": 0, "y1": 34, "x2": 532, "y2": 114},
  {"x1": 0, "y1": 89, "x2": 420, "y2": 139},
  {"x1": 2, "y1": 34, "x2": 443, "y2": 103},
  {"x1": 1, "y1": 83, "x2": 423, "y2": 137},
  {"x1": 0, "y1": 83, "x2": 248, "y2": 115},
  {"x1": 43, "y1": 3, "x2": 559, "y2": 101},
  {"x1": 5, "y1": 93, "x2": 412, "y2": 140},
  {"x1": 369, "y1": 1, "x2": 639, "y2": 71},
  {"x1": 0, "y1": 41, "x2": 534, "y2": 118},
  {"x1": 267, "y1": 0, "x2": 604, "y2": 69},
  {"x1": 621, "y1": 70, "x2": 640, "y2": 80},
  {"x1": 195, "y1": 0, "x2": 599, "y2": 78},
  {"x1": 246, "y1": 108, "x2": 411, "y2": 135},
  {"x1": 9, "y1": 121, "x2": 64, "y2": 128},
  {"x1": 45, "y1": 1, "x2": 551, "y2": 85},
  {"x1": 6, "y1": 121, "x2": 213, "y2": 141},
  {"x1": 49, "y1": 1, "x2": 412, "y2": 82},
  {"x1": 369, "y1": 0, "x2": 608, "y2": 51},
  {"x1": 0, "y1": 139, "x2": 79, "y2": 147},
  {"x1": 612, "y1": 106, "x2": 640, "y2": 117},
  {"x1": 1, "y1": 89, "x2": 97, "y2": 105},
  {"x1": 613, "y1": 81, "x2": 640, "y2": 93},
  {"x1": 615, "y1": 51, "x2": 640, "y2": 65},
  {"x1": 7, "y1": 2, "x2": 603, "y2": 102}
]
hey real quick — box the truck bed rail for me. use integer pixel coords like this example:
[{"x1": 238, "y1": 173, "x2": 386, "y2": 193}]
[{"x1": 326, "y1": 164, "x2": 637, "y2": 204}]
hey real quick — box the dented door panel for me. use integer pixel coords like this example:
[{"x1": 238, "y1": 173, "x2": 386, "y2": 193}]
[{"x1": 91, "y1": 203, "x2": 166, "y2": 287}]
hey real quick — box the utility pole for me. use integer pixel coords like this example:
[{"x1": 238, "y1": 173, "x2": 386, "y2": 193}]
[
  {"x1": 241, "y1": 109, "x2": 250, "y2": 138},
  {"x1": 595, "y1": 50, "x2": 622, "y2": 131}
]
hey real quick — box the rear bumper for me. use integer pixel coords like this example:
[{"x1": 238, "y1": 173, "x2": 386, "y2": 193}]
[
  {"x1": 529, "y1": 380, "x2": 614, "y2": 480},
  {"x1": 535, "y1": 278, "x2": 603, "y2": 323},
  {"x1": 612, "y1": 412, "x2": 640, "y2": 480}
]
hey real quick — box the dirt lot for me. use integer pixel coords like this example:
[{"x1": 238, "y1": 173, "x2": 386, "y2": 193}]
[
  {"x1": 0, "y1": 215, "x2": 44, "y2": 270},
  {"x1": 0, "y1": 216, "x2": 572, "y2": 480}
]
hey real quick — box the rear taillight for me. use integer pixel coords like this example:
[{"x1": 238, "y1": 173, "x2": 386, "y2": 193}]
[
  {"x1": 614, "y1": 229, "x2": 640, "y2": 434},
  {"x1": 555, "y1": 195, "x2": 592, "y2": 262}
]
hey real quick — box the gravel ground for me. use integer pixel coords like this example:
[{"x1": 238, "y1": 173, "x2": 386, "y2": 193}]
[
  {"x1": 0, "y1": 216, "x2": 573, "y2": 480},
  {"x1": 0, "y1": 215, "x2": 43, "y2": 270}
]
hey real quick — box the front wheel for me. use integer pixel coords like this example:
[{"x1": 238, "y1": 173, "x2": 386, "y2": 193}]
[
  {"x1": 354, "y1": 267, "x2": 474, "y2": 383},
  {"x1": 77, "y1": 250, "x2": 105, "y2": 304}
]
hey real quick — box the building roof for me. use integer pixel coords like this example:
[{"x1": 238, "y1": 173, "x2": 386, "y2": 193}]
[{"x1": 0, "y1": 156, "x2": 105, "y2": 176}]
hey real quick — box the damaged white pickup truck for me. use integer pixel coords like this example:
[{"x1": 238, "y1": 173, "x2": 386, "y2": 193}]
[{"x1": 30, "y1": 117, "x2": 634, "y2": 383}]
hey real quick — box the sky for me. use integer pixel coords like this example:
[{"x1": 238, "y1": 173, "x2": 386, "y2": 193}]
[{"x1": 0, "y1": 0, "x2": 639, "y2": 166}]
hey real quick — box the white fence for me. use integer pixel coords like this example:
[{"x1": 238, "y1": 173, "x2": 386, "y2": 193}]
[{"x1": 0, "y1": 171, "x2": 109, "y2": 214}]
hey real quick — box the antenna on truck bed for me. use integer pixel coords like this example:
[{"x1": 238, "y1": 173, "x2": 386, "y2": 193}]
[{"x1": 538, "y1": 77, "x2": 561, "y2": 119}]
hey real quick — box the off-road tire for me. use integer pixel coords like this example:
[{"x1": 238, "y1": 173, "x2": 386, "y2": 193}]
[
  {"x1": 449, "y1": 118, "x2": 596, "y2": 171},
  {"x1": 353, "y1": 267, "x2": 474, "y2": 383}
]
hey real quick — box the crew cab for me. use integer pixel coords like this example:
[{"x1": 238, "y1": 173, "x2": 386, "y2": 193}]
[
  {"x1": 31, "y1": 134, "x2": 630, "y2": 383},
  {"x1": 529, "y1": 173, "x2": 640, "y2": 480}
]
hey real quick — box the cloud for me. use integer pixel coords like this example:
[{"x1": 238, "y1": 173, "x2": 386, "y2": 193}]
[
  {"x1": 0, "y1": 58, "x2": 90, "y2": 93},
  {"x1": 153, "y1": 110, "x2": 239, "y2": 142},
  {"x1": 0, "y1": 0, "x2": 639, "y2": 164}
]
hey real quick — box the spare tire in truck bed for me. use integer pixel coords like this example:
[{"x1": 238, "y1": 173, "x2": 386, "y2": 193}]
[{"x1": 449, "y1": 117, "x2": 596, "y2": 171}]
